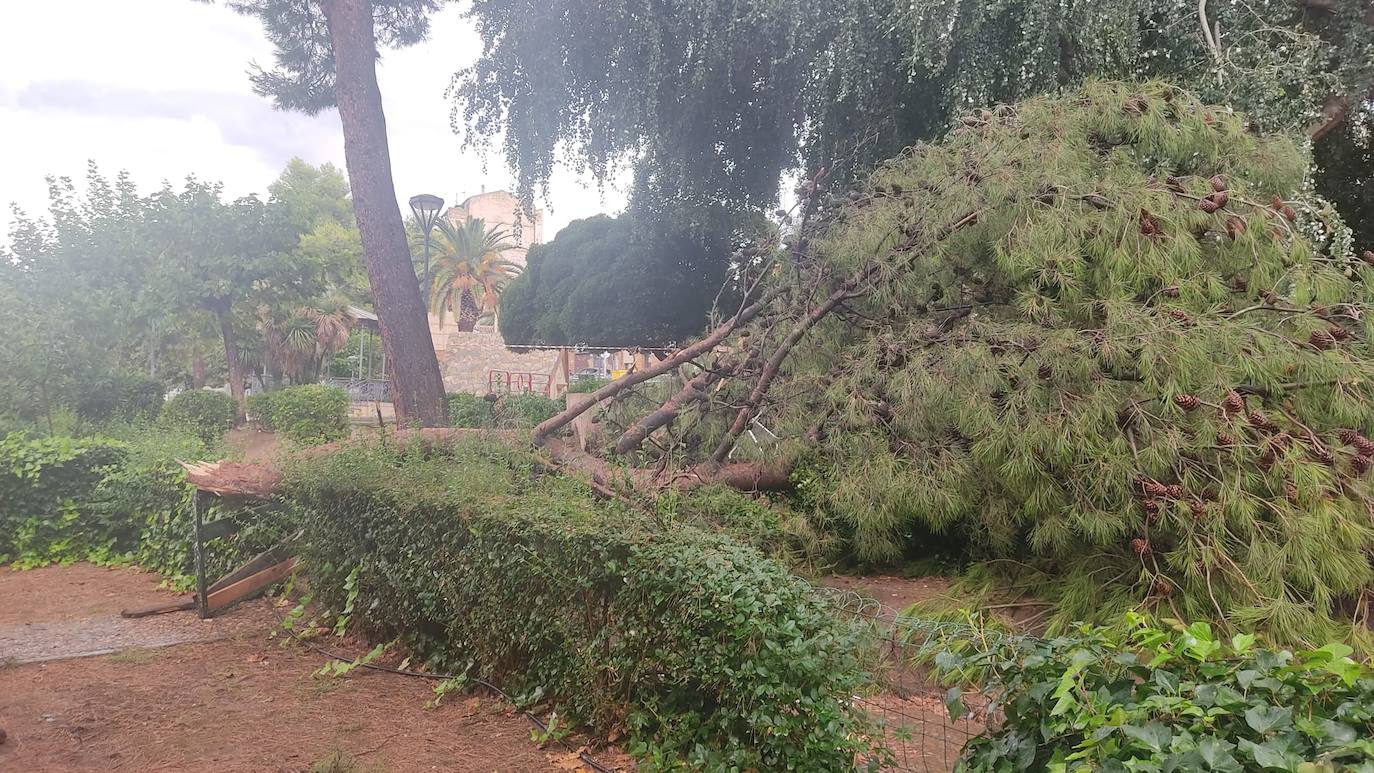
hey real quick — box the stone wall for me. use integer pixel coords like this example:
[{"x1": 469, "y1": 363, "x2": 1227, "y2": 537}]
[{"x1": 440, "y1": 329, "x2": 565, "y2": 396}]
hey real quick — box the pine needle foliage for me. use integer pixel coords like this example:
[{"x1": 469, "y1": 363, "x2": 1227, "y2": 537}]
[{"x1": 763, "y1": 81, "x2": 1374, "y2": 644}]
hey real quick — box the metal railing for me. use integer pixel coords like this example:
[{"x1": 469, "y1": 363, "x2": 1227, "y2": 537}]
[{"x1": 320, "y1": 376, "x2": 391, "y2": 403}]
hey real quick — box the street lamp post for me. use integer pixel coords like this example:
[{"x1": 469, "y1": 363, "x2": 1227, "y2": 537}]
[{"x1": 408, "y1": 193, "x2": 445, "y2": 299}]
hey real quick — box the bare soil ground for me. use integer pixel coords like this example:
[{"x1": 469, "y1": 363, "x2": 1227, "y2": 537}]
[
  {"x1": 0, "y1": 564, "x2": 610, "y2": 773},
  {"x1": 816, "y1": 572, "x2": 955, "y2": 616}
]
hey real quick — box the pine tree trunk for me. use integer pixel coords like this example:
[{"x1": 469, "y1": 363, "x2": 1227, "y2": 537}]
[
  {"x1": 321, "y1": 0, "x2": 448, "y2": 427},
  {"x1": 214, "y1": 304, "x2": 246, "y2": 424}
]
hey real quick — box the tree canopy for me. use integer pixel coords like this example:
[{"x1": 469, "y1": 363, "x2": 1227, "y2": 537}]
[
  {"x1": 455, "y1": 0, "x2": 1374, "y2": 212},
  {"x1": 498, "y1": 209, "x2": 739, "y2": 347}
]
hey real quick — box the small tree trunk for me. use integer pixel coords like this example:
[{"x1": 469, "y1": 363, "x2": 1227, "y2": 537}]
[
  {"x1": 191, "y1": 341, "x2": 206, "y2": 389},
  {"x1": 322, "y1": 0, "x2": 448, "y2": 427},
  {"x1": 214, "y1": 304, "x2": 246, "y2": 423}
]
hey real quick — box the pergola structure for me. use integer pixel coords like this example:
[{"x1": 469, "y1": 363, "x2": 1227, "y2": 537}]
[{"x1": 319, "y1": 306, "x2": 390, "y2": 402}]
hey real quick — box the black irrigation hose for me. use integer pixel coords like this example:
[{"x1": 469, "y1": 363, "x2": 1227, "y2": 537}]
[{"x1": 268, "y1": 602, "x2": 616, "y2": 773}]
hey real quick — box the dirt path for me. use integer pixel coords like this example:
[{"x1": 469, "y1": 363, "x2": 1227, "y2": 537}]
[{"x1": 0, "y1": 564, "x2": 579, "y2": 772}]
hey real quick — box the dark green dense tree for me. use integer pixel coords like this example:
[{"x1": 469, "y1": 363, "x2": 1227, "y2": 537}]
[
  {"x1": 455, "y1": 0, "x2": 1373, "y2": 213},
  {"x1": 499, "y1": 210, "x2": 739, "y2": 347},
  {"x1": 221, "y1": 0, "x2": 449, "y2": 426}
]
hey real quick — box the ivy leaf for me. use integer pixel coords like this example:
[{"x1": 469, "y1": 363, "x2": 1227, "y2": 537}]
[
  {"x1": 1238, "y1": 738, "x2": 1290, "y2": 770},
  {"x1": 1245, "y1": 704, "x2": 1293, "y2": 734},
  {"x1": 1196, "y1": 737, "x2": 1242, "y2": 772},
  {"x1": 945, "y1": 687, "x2": 965, "y2": 721},
  {"x1": 1122, "y1": 722, "x2": 1172, "y2": 754}
]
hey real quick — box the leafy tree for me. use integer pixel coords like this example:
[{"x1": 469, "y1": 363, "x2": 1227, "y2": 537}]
[
  {"x1": 456, "y1": 0, "x2": 1373, "y2": 212},
  {"x1": 498, "y1": 210, "x2": 737, "y2": 347},
  {"x1": 422, "y1": 217, "x2": 520, "y2": 331},
  {"x1": 142, "y1": 179, "x2": 304, "y2": 419},
  {"x1": 222, "y1": 0, "x2": 449, "y2": 426}
]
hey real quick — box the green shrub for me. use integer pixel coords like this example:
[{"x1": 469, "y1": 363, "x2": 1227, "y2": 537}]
[
  {"x1": 945, "y1": 614, "x2": 1374, "y2": 772},
  {"x1": 0, "y1": 432, "x2": 126, "y2": 566},
  {"x1": 160, "y1": 390, "x2": 236, "y2": 444},
  {"x1": 446, "y1": 391, "x2": 561, "y2": 429},
  {"x1": 248, "y1": 385, "x2": 349, "y2": 444},
  {"x1": 565, "y1": 377, "x2": 611, "y2": 394},
  {"x1": 75, "y1": 373, "x2": 165, "y2": 422},
  {"x1": 494, "y1": 392, "x2": 560, "y2": 428},
  {"x1": 283, "y1": 438, "x2": 878, "y2": 770},
  {"x1": 447, "y1": 392, "x2": 492, "y2": 428}
]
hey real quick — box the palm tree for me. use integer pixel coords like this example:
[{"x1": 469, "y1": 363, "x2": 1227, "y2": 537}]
[
  {"x1": 256, "y1": 297, "x2": 354, "y2": 385},
  {"x1": 423, "y1": 218, "x2": 522, "y2": 332}
]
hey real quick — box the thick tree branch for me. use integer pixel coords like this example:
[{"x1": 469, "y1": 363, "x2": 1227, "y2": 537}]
[{"x1": 613, "y1": 364, "x2": 730, "y2": 455}]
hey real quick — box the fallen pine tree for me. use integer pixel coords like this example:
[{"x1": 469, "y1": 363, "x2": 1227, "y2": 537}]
[{"x1": 539, "y1": 81, "x2": 1374, "y2": 646}]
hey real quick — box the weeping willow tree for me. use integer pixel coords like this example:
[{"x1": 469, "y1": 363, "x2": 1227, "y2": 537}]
[
  {"x1": 456, "y1": 0, "x2": 1373, "y2": 210},
  {"x1": 538, "y1": 82, "x2": 1374, "y2": 645}
]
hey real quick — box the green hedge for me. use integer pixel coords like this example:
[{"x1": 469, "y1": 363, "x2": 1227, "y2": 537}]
[
  {"x1": 283, "y1": 438, "x2": 878, "y2": 770},
  {"x1": 447, "y1": 391, "x2": 561, "y2": 429},
  {"x1": 248, "y1": 385, "x2": 349, "y2": 444},
  {"x1": 0, "y1": 432, "x2": 125, "y2": 566},
  {"x1": 75, "y1": 373, "x2": 165, "y2": 422},
  {"x1": 0, "y1": 427, "x2": 291, "y2": 585},
  {"x1": 943, "y1": 614, "x2": 1374, "y2": 772},
  {"x1": 160, "y1": 390, "x2": 236, "y2": 444}
]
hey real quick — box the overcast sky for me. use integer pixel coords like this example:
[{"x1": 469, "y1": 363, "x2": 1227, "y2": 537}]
[{"x1": 0, "y1": 0, "x2": 626, "y2": 241}]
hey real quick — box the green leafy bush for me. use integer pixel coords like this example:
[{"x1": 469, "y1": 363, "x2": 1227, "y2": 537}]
[
  {"x1": 564, "y1": 377, "x2": 611, "y2": 394},
  {"x1": 946, "y1": 614, "x2": 1374, "y2": 772},
  {"x1": 446, "y1": 391, "x2": 561, "y2": 429},
  {"x1": 447, "y1": 392, "x2": 492, "y2": 428},
  {"x1": 75, "y1": 373, "x2": 165, "y2": 422},
  {"x1": 0, "y1": 432, "x2": 125, "y2": 566},
  {"x1": 248, "y1": 385, "x2": 349, "y2": 444},
  {"x1": 283, "y1": 437, "x2": 878, "y2": 770},
  {"x1": 160, "y1": 390, "x2": 236, "y2": 444}
]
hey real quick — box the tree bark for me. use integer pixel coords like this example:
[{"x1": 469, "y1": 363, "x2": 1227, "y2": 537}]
[
  {"x1": 613, "y1": 366, "x2": 727, "y2": 455},
  {"x1": 214, "y1": 303, "x2": 246, "y2": 423},
  {"x1": 191, "y1": 341, "x2": 206, "y2": 389},
  {"x1": 322, "y1": 0, "x2": 448, "y2": 427},
  {"x1": 531, "y1": 297, "x2": 769, "y2": 444}
]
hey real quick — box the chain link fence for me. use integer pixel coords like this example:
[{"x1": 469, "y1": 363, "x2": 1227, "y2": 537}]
[{"x1": 818, "y1": 587, "x2": 1032, "y2": 772}]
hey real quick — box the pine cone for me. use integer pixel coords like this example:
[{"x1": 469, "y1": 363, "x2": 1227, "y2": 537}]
[
  {"x1": 1162, "y1": 286, "x2": 1181, "y2": 298},
  {"x1": 1154, "y1": 579, "x2": 1173, "y2": 596},
  {"x1": 1230, "y1": 275, "x2": 1249, "y2": 292},
  {"x1": 1207, "y1": 191, "x2": 1229, "y2": 208},
  {"x1": 1309, "y1": 329, "x2": 1336, "y2": 350},
  {"x1": 1038, "y1": 363, "x2": 1052, "y2": 380},
  {"x1": 1166, "y1": 484, "x2": 1184, "y2": 499},
  {"x1": 1199, "y1": 198, "x2": 1220, "y2": 214},
  {"x1": 1248, "y1": 409, "x2": 1275, "y2": 431},
  {"x1": 1168, "y1": 309, "x2": 1192, "y2": 323},
  {"x1": 1141, "y1": 479, "x2": 1169, "y2": 498},
  {"x1": 1143, "y1": 499, "x2": 1161, "y2": 517},
  {"x1": 1174, "y1": 394, "x2": 1202, "y2": 411},
  {"x1": 1281, "y1": 205, "x2": 1297, "y2": 222},
  {"x1": 1263, "y1": 290, "x2": 1280, "y2": 305},
  {"x1": 1223, "y1": 390, "x2": 1245, "y2": 416},
  {"x1": 1166, "y1": 176, "x2": 1186, "y2": 193},
  {"x1": 1340, "y1": 428, "x2": 1361, "y2": 445},
  {"x1": 1356, "y1": 436, "x2": 1374, "y2": 458},
  {"x1": 1353, "y1": 455, "x2": 1372, "y2": 475},
  {"x1": 1328, "y1": 325, "x2": 1351, "y2": 341},
  {"x1": 1210, "y1": 175, "x2": 1226, "y2": 192},
  {"x1": 1225, "y1": 216, "x2": 1246, "y2": 241},
  {"x1": 1189, "y1": 499, "x2": 1207, "y2": 518},
  {"x1": 1362, "y1": 250, "x2": 1374, "y2": 267},
  {"x1": 1271, "y1": 195, "x2": 1285, "y2": 210},
  {"x1": 1217, "y1": 433, "x2": 1236, "y2": 446},
  {"x1": 1131, "y1": 537, "x2": 1150, "y2": 556}
]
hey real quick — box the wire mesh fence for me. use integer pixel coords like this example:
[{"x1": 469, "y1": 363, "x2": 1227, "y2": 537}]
[{"x1": 818, "y1": 587, "x2": 1028, "y2": 772}]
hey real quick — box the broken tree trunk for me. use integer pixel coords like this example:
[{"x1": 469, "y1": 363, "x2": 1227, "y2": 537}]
[
  {"x1": 531, "y1": 298, "x2": 769, "y2": 445},
  {"x1": 613, "y1": 365, "x2": 729, "y2": 456}
]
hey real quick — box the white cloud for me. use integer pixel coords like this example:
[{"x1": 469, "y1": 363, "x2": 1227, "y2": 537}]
[{"x1": 0, "y1": 0, "x2": 625, "y2": 239}]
